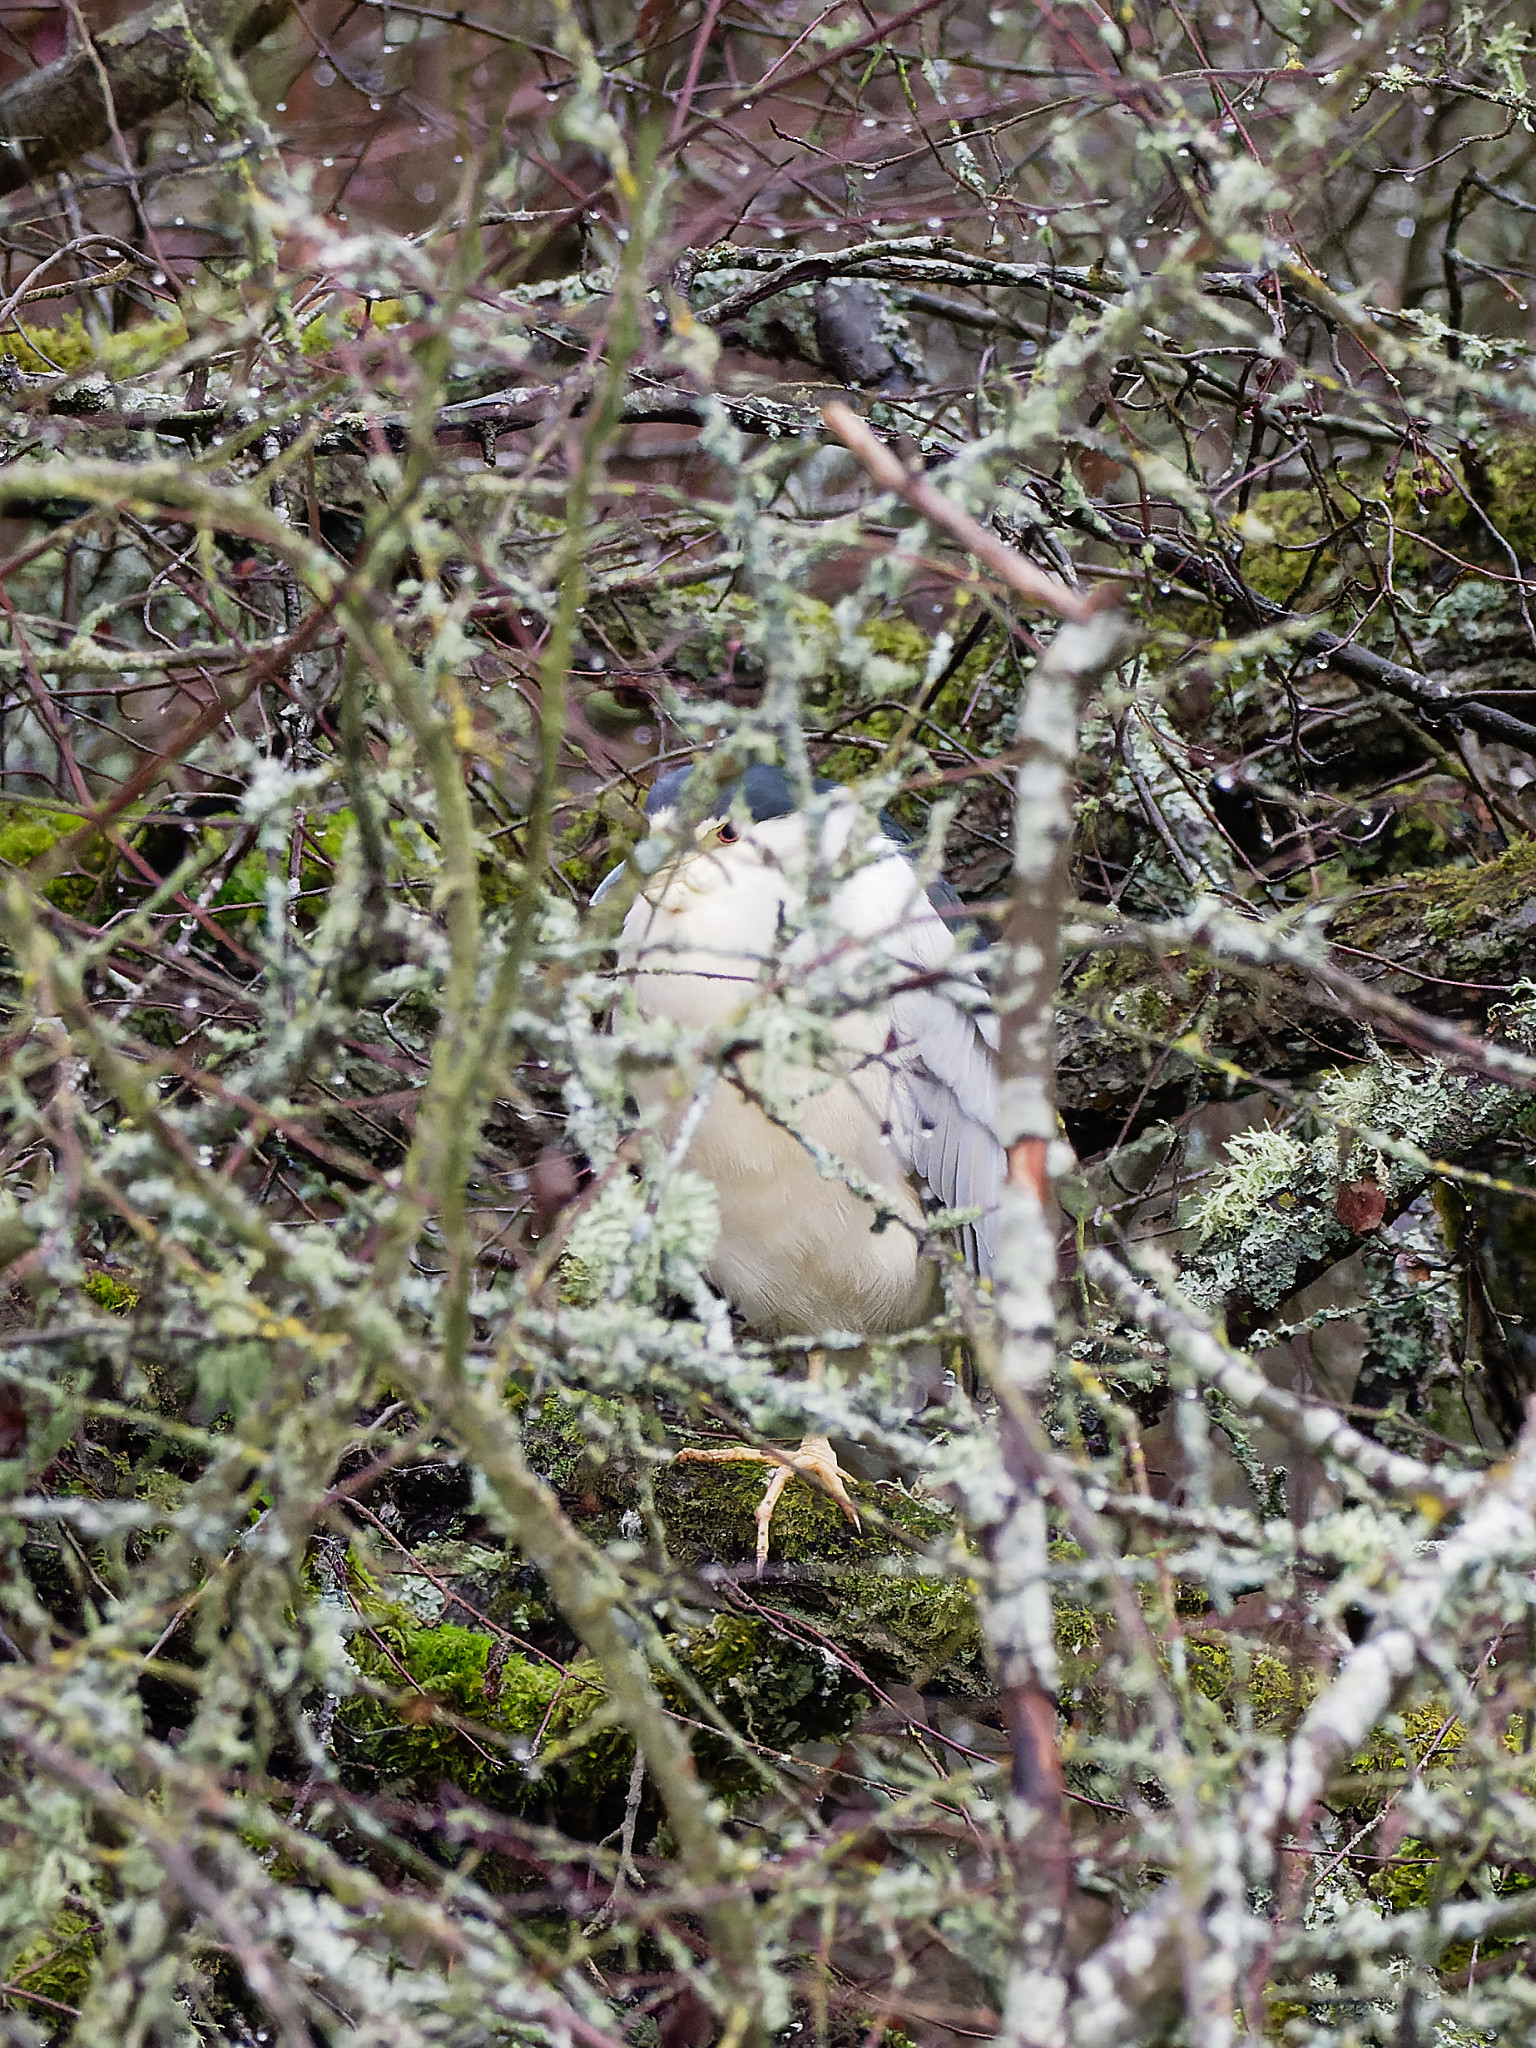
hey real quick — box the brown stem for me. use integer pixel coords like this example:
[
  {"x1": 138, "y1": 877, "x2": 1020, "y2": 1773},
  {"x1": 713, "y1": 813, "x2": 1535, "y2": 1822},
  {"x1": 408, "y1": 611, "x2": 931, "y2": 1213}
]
[{"x1": 824, "y1": 399, "x2": 1099, "y2": 621}]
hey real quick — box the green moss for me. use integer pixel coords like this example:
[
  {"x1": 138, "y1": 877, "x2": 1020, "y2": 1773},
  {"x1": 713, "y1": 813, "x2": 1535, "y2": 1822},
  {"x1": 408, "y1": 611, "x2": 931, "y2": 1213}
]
[
  {"x1": 553, "y1": 786, "x2": 644, "y2": 899},
  {"x1": 299, "y1": 297, "x2": 412, "y2": 357},
  {"x1": 813, "y1": 617, "x2": 1012, "y2": 800},
  {"x1": 7, "y1": 308, "x2": 189, "y2": 377},
  {"x1": 658, "y1": 1454, "x2": 936, "y2": 1567},
  {"x1": 344, "y1": 1597, "x2": 873, "y2": 1820},
  {"x1": 1054, "y1": 1601, "x2": 1101, "y2": 1656},
  {"x1": 1371, "y1": 429, "x2": 1536, "y2": 574},
  {"x1": 81, "y1": 1269, "x2": 139, "y2": 1315},
  {"x1": 582, "y1": 581, "x2": 756, "y2": 683},
  {"x1": 1069, "y1": 944, "x2": 1208, "y2": 1014},
  {"x1": 1230, "y1": 487, "x2": 1360, "y2": 607},
  {"x1": 673, "y1": 1611, "x2": 864, "y2": 1761},
  {"x1": 340, "y1": 1617, "x2": 619, "y2": 1809},
  {"x1": 860, "y1": 616, "x2": 930, "y2": 670},
  {"x1": 1, "y1": 1907, "x2": 97, "y2": 2022},
  {"x1": 1065, "y1": 843, "x2": 1536, "y2": 1121},
  {"x1": 1351, "y1": 797, "x2": 1474, "y2": 882},
  {"x1": 1185, "y1": 1639, "x2": 1305, "y2": 1729},
  {"x1": 1265, "y1": 1990, "x2": 1311, "y2": 2033},
  {"x1": 1351, "y1": 1699, "x2": 1464, "y2": 1778},
  {"x1": 0, "y1": 806, "x2": 82, "y2": 866},
  {"x1": 1364, "y1": 1833, "x2": 1534, "y2": 1982},
  {"x1": 1337, "y1": 839, "x2": 1536, "y2": 987},
  {"x1": 343, "y1": 1421, "x2": 991, "y2": 1826},
  {"x1": 207, "y1": 845, "x2": 267, "y2": 927},
  {"x1": 656, "y1": 1460, "x2": 990, "y2": 1695},
  {"x1": 311, "y1": 807, "x2": 356, "y2": 861},
  {"x1": 1419, "y1": 842, "x2": 1536, "y2": 939},
  {"x1": 519, "y1": 1389, "x2": 628, "y2": 1495},
  {"x1": 1335, "y1": 1695, "x2": 1536, "y2": 1981},
  {"x1": 1225, "y1": 459, "x2": 1536, "y2": 620},
  {"x1": 0, "y1": 801, "x2": 106, "y2": 914},
  {"x1": 1477, "y1": 432, "x2": 1536, "y2": 564},
  {"x1": 1363, "y1": 1834, "x2": 1437, "y2": 1916},
  {"x1": 832, "y1": 1564, "x2": 987, "y2": 1693},
  {"x1": 198, "y1": 812, "x2": 356, "y2": 931}
]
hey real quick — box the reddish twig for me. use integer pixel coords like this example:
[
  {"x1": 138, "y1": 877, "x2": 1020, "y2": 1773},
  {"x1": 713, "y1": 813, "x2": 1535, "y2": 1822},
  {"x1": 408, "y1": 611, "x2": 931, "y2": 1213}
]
[{"x1": 824, "y1": 400, "x2": 1107, "y2": 621}]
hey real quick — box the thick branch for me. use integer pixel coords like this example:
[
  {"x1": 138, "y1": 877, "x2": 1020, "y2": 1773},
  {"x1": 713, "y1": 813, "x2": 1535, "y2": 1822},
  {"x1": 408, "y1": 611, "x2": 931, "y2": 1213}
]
[
  {"x1": 1059, "y1": 845, "x2": 1536, "y2": 1146},
  {"x1": 0, "y1": 0, "x2": 292, "y2": 193},
  {"x1": 1065, "y1": 500, "x2": 1536, "y2": 753},
  {"x1": 991, "y1": 612, "x2": 1135, "y2": 2047},
  {"x1": 1084, "y1": 1246, "x2": 1483, "y2": 1507},
  {"x1": 1081, "y1": 902, "x2": 1536, "y2": 1093}
]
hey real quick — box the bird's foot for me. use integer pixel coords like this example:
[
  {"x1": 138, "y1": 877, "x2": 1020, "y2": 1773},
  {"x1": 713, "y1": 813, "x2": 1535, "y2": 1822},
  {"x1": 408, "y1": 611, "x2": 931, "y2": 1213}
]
[{"x1": 676, "y1": 1435, "x2": 861, "y2": 1571}]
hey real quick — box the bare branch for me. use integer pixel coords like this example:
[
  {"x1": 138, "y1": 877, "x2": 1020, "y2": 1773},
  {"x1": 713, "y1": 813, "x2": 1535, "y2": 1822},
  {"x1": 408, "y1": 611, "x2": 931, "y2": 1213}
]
[
  {"x1": 824, "y1": 399, "x2": 1103, "y2": 621},
  {"x1": 0, "y1": 0, "x2": 292, "y2": 192}
]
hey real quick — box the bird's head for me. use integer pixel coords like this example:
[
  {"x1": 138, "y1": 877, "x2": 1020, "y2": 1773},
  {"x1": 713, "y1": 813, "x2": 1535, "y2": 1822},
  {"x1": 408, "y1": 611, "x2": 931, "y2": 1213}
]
[
  {"x1": 652, "y1": 759, "x2": 829, "y2": 833},
  {"x1": 594, "y1": 763, "x2": 842, "y2": 909},
  {"x1": 594, "y1": 761, "x2": 959, "y2": 932}
]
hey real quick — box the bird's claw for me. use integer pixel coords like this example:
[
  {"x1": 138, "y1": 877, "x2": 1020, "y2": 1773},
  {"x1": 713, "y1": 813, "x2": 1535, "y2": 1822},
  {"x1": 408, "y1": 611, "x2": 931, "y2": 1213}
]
[
  {"x1": 677, "y1": 1436, "x2": 861, "y2": 1573},
  {"x1": 789, "y1": 1435, "x2": 862, "y2": 1526},
  {"x1": 754, "y1": 1435, "x2": 860, "y2": 1572}
]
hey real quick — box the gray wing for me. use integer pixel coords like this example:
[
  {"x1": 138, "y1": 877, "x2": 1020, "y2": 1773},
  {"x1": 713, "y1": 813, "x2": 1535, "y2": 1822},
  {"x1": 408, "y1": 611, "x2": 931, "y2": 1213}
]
[{"x1": 886, "y1": 973, "x2": 1003, "y2": 1280}]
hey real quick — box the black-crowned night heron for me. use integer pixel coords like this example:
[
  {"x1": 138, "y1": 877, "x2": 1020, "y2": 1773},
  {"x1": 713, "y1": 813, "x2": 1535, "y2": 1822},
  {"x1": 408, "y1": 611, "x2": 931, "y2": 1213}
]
[{"x1": 605, "y1": 762, "x2": 1002, "y2": 1565}]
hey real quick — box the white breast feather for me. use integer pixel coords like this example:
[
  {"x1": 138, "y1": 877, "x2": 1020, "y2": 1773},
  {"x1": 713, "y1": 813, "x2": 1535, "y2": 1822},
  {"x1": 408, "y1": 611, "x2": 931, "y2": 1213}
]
[{"x1": 617, "y1": 801, "x2": 1003, "y2": 1334}]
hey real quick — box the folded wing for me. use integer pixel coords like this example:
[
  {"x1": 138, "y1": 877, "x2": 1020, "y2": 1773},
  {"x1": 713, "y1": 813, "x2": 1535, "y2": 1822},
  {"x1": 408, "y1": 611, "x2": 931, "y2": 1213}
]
[{"x1": 870, "y1": 866, "x2": 1003, "y2": 1279}]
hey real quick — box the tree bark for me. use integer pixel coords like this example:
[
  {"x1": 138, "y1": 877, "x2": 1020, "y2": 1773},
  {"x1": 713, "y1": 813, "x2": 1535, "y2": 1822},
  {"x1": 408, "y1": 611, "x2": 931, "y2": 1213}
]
[
  {"x1": 0, "y1": 0, "x2": 292, "y2": 193},
  {"x1": 989, "y1": 606, "x2": 1135, "y2": 2048},
  {"x1": 1058, "y1": 841, "x2": 1536, "y2": 1149}
]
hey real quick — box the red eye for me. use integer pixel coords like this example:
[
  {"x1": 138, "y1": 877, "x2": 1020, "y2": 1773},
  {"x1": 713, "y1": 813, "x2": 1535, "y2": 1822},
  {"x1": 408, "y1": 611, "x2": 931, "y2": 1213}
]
[{"x1": 718, "y1": 820, "x2": 740, "y2": 843}]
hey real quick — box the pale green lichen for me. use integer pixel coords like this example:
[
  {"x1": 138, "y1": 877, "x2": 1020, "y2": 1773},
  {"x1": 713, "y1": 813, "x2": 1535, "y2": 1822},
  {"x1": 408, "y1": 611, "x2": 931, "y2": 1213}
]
[
  {"x1": 1186, "y1": 1037, "x2": 1535, "y2": 1315},
  {"x1": 5, "y1": 19, "x2": 1536, "y2": 2047},
  {"x1": 562, "y1": 1166, "x2": 720, "y2": 1304},
  {"x1": 1191, "y1": 1125, "x2": 1307, "y2": 1242}
]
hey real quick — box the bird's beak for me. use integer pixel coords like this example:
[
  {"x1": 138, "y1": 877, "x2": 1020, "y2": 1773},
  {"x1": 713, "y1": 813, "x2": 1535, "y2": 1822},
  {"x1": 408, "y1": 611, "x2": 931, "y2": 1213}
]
[{"x1": 589, "y1": 862, "x2": 628, "y2": 907}]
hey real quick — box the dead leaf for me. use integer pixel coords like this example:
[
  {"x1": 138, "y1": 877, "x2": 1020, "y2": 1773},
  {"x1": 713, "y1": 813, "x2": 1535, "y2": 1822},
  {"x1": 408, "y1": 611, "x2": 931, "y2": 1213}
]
[{"x1": 1336, "y1": 1178, "x2": 1387, "y2": 1233}]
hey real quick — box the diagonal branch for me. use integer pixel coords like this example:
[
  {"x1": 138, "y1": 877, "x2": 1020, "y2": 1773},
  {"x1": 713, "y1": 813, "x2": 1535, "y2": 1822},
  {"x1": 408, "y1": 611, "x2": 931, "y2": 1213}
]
[
  {"x1": 824, "y1": 399, "x2": 1103, "y2": 622},
  {"x1": 0, "y1": 0, "x2": 292, "y2": 194}
]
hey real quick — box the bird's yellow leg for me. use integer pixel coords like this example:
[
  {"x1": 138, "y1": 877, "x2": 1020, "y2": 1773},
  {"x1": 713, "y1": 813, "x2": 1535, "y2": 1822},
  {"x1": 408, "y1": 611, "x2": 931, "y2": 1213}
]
[
  {"x1": 778, "y1": 1353, "x2": 860, "y2": 1551},
  {"x1": 746, "y1": 1438, "x2": 861, "y2": 1568},
  {"x1": 677, "y1": 1356, "x2": 862, "y2": 1569}
]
